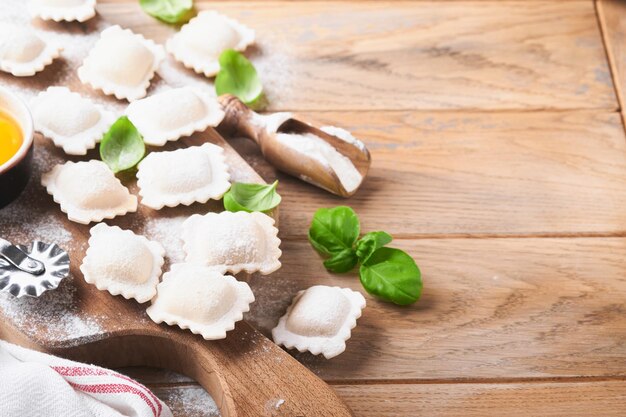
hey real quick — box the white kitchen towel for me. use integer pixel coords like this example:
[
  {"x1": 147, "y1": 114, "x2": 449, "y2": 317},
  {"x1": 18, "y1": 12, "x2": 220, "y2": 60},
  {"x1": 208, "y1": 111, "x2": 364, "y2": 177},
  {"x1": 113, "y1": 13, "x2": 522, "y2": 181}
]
[{"x1": 0, "y1": 340, "x2": 173, "y2": 417}]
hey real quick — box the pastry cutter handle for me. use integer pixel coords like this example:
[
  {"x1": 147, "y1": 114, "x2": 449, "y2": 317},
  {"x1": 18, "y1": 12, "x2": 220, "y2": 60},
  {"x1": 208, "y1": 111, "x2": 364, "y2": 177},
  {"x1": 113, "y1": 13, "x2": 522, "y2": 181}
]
[{"x1": 0, "y1": 237, "x2": 45, "y2": 275}]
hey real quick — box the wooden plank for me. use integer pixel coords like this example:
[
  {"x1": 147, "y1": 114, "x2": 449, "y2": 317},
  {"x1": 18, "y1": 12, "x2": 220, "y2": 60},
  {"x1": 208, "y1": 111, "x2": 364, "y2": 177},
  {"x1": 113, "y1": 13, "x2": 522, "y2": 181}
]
[
  {"x1": 96, "y1": 1, "x2": 616, "y2": 111},
  {"x1": 227, "y1": 110, "x2": 626, "y2": 238},
  {"x1": 241, "y1": 238, "x2": 626, "y2": 381},
  {"x1": 334, "y1": 382, "x2": 626, "y2": 417},
  {"x1": 146, "y1": 380, "x2": 626, "y2": 417}
]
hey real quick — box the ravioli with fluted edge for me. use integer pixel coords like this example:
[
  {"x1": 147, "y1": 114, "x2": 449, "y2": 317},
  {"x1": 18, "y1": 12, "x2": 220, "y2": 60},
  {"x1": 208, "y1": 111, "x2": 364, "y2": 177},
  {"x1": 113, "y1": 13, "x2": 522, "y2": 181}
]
[
  {"x1": 146, "y1": 263, "x2": 255, "y2": 340},
  {"x1": 272, "y1": 285, "x2": 366, "y2": 359},
  {"x1": 78, "y1": 25, "x2": 165, "y2": 101},
  {"x1": 182, "y1": 211, "x2": 281, "y2": 275},
  {"x1": 41, "y1": 160, "x2": 137, "y2": 224},
  {"x1": 0, "y1": 25, "x2": 61, "y2": 77},
  {"x1": 31, "y1": 87, "x2": 116, "y2": 155},
  {"x1": 166, "y1": 11, "x2": 255, "y2": 77},
  {"x1": 81, "y1": 223, "x2": 165, "y2": 303},
  {"x1": 29, "y1": 0, "x2": 96, "y2": 22},
  {"x1": 137, "y1": 143, "x2": 231, "y2": 210},
  {"x1": 125, "y1": 87, "x2": 225, "y2": 146}
]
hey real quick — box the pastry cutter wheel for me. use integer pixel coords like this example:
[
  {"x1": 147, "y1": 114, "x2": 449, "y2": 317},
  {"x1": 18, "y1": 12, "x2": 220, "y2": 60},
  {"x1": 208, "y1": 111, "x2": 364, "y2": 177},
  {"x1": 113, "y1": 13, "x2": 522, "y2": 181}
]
[{"x1": 0, "y1": 238, "x2": 70, "y2": 298}]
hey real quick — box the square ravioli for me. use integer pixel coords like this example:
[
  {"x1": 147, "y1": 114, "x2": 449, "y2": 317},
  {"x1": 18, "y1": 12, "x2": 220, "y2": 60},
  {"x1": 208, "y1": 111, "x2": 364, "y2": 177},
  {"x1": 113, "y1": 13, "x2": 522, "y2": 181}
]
[
  {"x1": 137, "y1": 143, "x2": 231, "y2": 209},
  {"x1": 0, "y1": 25, "x2": 61, "y2": 77},
  {"x1": 29, "y1": 0, "x2": 96, "y2": 22},
  {"x1": 41, "y1": 160, "x2": 137, "y2": 224},
  {"x1": 272, "y1": 286, "x2": 366, "y2": 359},
  {"x1": 166, "y1": 11, "x2": 255, "y2": 77},
  {"x1": 78, "y1": 25, "x2": 165, "y2": 101},
  {"x1": 146, "y1": 263, "x2": 255, "y2": 340},
  {"x1": 81, "y1": 223, "x2": 165, "y2": 303},
  {"x1": 182, "y1": 211, "x2": 281, "y2": 275},
  {"x1": 125, "y1": 87, "x2": 225, "y2": 146},
  {"x1": 31, "y1": 87, "x2": 116, "y2": 155}
]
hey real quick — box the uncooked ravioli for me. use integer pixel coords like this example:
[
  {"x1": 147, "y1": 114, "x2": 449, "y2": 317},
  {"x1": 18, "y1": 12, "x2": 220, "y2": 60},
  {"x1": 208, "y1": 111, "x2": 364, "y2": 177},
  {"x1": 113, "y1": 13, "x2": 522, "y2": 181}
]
[
  {"x1": 166, "y1": 11, "x2": 255, "y2": 77},
  {"x1": 125, "y1": 87, "x2": 225, "y2": 146},
  {"x1": 136, "y1": 143, "x2": 231, "y2": 209},
  {"x1": 78, "y1": 25, "x2": 165, "y2": 101},
  {"x1": 29, "y1": 0, "x2": 96, "y2": 22},
  {"x1": 0, "y1": 25, "x2": 61, "y2": 77},
  {"x1": 181, "y1": 211, "x2": 281, "y2": 275},
  {"x1": 41, "y1": 160, "x2": 137, "y2": 224},
  {"x1": 31, "y1": 87, "x2": 116, "y2": 155},
  {"x1": 272, "y1": 286, "x2": 366, "y2": 359},
  {"x1": 80, "y1": 223, "x2": 165, "y2": 303},
  {"x1": 146, "y1": 263, "x2": 255, "y2": 340}
]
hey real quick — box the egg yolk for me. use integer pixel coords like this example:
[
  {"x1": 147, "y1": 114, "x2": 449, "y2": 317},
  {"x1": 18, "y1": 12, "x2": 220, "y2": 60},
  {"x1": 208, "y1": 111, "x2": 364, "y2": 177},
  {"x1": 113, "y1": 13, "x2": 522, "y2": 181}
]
[{"x1": 0, "y1": 111, "x2": 22, "y2": 166}]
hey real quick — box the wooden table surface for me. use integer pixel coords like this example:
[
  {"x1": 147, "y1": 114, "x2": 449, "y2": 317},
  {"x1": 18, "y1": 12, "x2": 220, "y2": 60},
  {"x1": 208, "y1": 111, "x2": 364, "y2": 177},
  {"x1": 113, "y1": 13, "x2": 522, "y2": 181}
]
[{"x1": 96, "y1": 0, "x2": 626, "y2": 415}]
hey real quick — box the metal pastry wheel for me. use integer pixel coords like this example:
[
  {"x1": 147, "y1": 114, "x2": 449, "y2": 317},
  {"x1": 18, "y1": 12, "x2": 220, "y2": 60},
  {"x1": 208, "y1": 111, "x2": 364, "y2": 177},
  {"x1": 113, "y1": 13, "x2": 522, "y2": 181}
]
[{"x1": 0, "y1": 238, "x2": 70, "y2": 298}]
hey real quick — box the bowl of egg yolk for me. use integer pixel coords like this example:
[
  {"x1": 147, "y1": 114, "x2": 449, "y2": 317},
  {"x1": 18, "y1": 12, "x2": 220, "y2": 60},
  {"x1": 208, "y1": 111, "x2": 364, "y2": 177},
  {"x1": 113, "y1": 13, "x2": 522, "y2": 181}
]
[{"x1": 0, "y1": 86, "x2": 33, "y2": 209}]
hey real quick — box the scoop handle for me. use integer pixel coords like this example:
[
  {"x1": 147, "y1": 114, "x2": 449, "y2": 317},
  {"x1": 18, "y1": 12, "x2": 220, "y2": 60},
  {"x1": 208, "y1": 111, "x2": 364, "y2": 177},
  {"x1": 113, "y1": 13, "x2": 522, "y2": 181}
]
[{"x1": 217, "y1": 94, "x2": 265, "y2": 144}]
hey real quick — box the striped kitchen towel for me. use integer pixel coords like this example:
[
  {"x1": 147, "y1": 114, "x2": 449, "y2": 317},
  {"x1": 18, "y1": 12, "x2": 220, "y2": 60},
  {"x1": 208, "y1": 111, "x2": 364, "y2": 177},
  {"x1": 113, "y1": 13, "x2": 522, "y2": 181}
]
[{"x1": 0, "y1": 340, "x2": 173, "y2": 417}]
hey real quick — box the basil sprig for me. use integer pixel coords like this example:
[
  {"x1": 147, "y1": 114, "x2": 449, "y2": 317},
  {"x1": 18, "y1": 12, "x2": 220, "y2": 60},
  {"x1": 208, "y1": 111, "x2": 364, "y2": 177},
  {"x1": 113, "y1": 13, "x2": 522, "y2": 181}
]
[
  {"x1": 139, "y1": 0, "x2": 194, "y2": 24},
  {"x1": 223, "y1": 181, "x2": 281, "y2": 213},
  {"x1": 99, "y1": 116, "x2": 145, "y2": 173},
  {"x1": 215, "y1": 49, "x2": 264, "y2": 109},
  {"x1": 308, "y1": 206, "x2": 422, "y2": 305}
]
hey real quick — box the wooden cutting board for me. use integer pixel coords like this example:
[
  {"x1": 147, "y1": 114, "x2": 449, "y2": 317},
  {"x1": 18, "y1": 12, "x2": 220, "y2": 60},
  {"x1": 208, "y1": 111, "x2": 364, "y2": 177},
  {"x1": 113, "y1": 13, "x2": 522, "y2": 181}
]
[{"x1": 0, "y1": 4, "x2": 353, "y2": 416}]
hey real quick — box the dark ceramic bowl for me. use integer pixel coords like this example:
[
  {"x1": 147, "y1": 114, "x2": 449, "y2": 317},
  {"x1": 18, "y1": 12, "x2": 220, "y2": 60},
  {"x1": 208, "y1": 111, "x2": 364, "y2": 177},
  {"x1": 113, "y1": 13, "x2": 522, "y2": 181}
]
[{"x1": 0, "y1": 87, "x2": 34, "y2": 209}]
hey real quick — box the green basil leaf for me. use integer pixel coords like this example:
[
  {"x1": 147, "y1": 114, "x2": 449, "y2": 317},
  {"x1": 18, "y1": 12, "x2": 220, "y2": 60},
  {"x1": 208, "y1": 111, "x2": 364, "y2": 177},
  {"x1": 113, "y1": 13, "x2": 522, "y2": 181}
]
[
  {"x1": 308, "y1": 206, "x2": 360, "y2": 257},
  {"x1": 215, "y1": 49, "x2": 263, "y2": 107},
  {"x1": 223, "y1": 180, "x2": 281, "y2": 213},
  {"x1": 355, "y1": 231, "x2": 393, "y2": 263},
  {"x1": 323, "y1": 248, "x2": 359, "y2": 273},
  {"x1": 99, "y1": 116, "x2": 145, "y2": 173},
  {"x1": 139, "y1": 0, "x2": 194, "y2": 24},
  {"x1": 359, "y1": 247, "x2": 422, "y2": 305}
]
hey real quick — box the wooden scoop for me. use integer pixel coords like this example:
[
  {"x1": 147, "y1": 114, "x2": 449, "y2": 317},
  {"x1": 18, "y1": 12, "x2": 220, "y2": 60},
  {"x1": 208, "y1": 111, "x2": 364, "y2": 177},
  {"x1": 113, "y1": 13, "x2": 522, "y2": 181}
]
[{"x1": 218, "y1": 95, "x2": 371, "y2": 197}]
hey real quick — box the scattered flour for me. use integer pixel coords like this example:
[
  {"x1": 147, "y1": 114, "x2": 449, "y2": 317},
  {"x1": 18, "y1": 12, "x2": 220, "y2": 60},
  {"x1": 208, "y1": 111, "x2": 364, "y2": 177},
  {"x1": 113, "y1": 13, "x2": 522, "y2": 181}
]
[
  {"x1": 0, "y1": 276, "x2": 103, "y2": 342},
  {"x1": 164, "y1": 386, "x2": 220, "y2": 417},
  {"x1": 276, "y1": 132, "x2": 363, "y2": 192},
  {"x1": 142, "y1": 215, "x2": 187, "y2": 264}
]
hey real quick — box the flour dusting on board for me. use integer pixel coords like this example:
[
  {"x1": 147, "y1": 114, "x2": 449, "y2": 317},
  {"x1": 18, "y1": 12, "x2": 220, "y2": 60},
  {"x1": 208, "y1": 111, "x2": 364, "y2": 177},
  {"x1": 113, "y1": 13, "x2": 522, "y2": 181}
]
[
  {"x1": 0, "y1": 277, "x2": 103, "y2": 341},
  {"x1": 163, "y1": 386, "x2": 220, "y2": 417}
]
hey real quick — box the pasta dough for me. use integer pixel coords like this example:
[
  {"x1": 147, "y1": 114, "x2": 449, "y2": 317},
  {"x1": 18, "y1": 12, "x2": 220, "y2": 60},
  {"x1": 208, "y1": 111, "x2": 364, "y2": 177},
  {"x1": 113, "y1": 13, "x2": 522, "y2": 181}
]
[
  {"x1": 272, "y1": 286, "x2": 366, "y2": 359},
  {"x1": 182, "y1": 211, "x2": 281, "y2": 275},
  {"x1": 137, "y1": 143, "x2": 231, "y2": 209},
  {"x1": 125, "y1": 87, "x2": 225, "y2": 146},
  {"x1": 0, "y1": 25, "x2": 61, "y2": 77},
  {"x1": 81, "y1": 223, "x2": 165, "y2": 303},
  {"x1": 78, "y1": 25, "x2": 165, "y2": 101},
  {"x1": 31, "y1": 87, "x2": 116, "y2": 155},
  {"x1": 29, "y1": 0, "x2": 96, "y2": 22},
  {"x1": 41, "y1": 160, "x2": 137, "y2": 224},
  {"x1": 146, "y1": 263, "x2": 255, "y2": 340},
  {"x1": 166, "y1": 11, "x2": 255, "y2": 77}
]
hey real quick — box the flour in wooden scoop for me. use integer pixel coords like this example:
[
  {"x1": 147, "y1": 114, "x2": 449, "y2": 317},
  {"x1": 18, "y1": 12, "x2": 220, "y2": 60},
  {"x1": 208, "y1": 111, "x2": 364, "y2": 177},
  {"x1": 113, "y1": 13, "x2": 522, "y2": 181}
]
[{"x1": 276, "y1": 130, "x2": 363, "y2": 193}]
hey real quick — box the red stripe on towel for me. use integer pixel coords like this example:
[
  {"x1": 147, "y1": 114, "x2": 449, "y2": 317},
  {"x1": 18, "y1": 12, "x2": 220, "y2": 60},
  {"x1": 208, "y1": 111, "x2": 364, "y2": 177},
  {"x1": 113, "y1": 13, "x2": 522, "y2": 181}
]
[{"x1": 52, "y1": 366, "x2": 162, "y2": 417}]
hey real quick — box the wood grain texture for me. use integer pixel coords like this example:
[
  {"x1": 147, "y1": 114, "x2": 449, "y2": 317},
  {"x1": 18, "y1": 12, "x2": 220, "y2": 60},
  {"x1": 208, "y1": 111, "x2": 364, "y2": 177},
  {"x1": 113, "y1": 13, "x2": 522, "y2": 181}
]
[
  {"x1": 334, "y1": 382, "x2": 626, "y2": 417},
  {"x1": 241, "y1": 238, "x2": 626, "y2": 381},
  {"x1": 139, "y1": 379, "x2": 626, "y2": 417},
  {"x1": 227, "y1": 110, "x2": 626, "y2": 238},
  {"x1": 96, "y1": 1, "x2": 617, "y2": 111}
]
